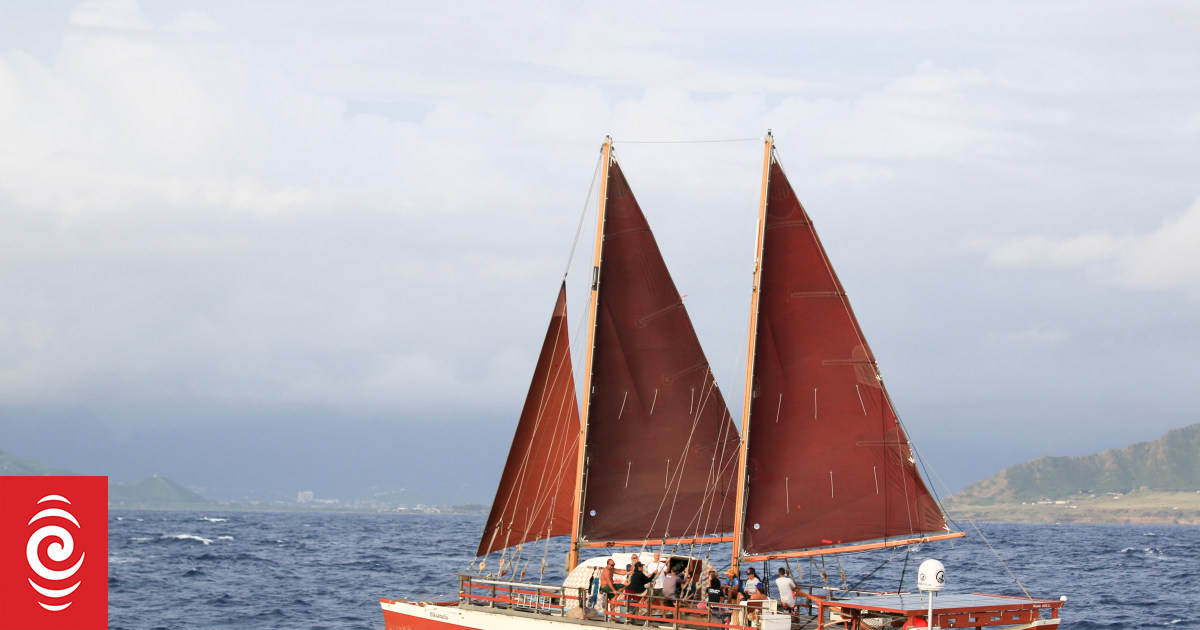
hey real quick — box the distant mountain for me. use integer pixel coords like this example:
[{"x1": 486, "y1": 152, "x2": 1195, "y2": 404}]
[
  {"x1": 0, "y1": 450, "x2": 82, "y2": 476},
  {"x1": 951, "y1": 423, "x2": 1200, "y2": 504},
  {"x1": 110, "y1": 475, "x2": 212, "y2": 508},
  {"x1": 1, "y1": 449, "x2": 210, "y2": 508}
]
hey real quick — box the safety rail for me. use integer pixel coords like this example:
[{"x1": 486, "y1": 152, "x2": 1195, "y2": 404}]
[
  {"x1": 455, "y1": 574, "x2": 774, "y2": 628},
  {"x1": 457, "y1": 574, "x2": 577, "y2": 614}
]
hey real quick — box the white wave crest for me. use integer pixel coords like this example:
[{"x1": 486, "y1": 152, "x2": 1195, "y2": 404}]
[{"x1": 167, "y1": 534, "x2": 214, "y2": 545}]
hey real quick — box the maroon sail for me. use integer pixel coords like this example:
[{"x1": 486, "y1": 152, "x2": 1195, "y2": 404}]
[
  {"x1": 741, "y1": 159, "x2": 947, "y2": 555},
  {"x1": 477, "y1": 283, "x2": 581, "y2": 558},
  {"x1": 580, "y1": 160, "x2": 742, "y2": 542}
]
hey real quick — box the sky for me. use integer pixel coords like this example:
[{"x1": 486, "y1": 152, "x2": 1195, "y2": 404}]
[{"x1": 1, "y1": 0, "x2": 1198, "y2": 503}]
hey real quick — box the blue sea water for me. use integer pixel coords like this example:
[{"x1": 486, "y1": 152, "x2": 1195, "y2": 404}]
[{"x1": 109, "y1": 510, "x2": 1200, "y2": 629}]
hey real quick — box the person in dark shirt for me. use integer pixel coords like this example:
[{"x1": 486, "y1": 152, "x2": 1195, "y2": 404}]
[
  {"x1": 624, "y1": 561, "x2": 656, "y2": 620},
  {"x1": 705, "y1": 575, "x2": 723, "y2": 604},
  {"x1": 705, "y1": 575, "x2": 730, "y2": 624},
  {"x1": 662, "y1": 566, "x2": 682, "y2": 601}
]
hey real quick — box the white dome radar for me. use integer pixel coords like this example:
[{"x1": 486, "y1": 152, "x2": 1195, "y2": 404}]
[{"x1": 917, "y1": 559, "x2": 946, "y2": 592}]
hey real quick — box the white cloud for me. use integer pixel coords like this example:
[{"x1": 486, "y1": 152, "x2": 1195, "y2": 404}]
[
  {"x1": 68, "y1": 0, "x2": 151, "y2": 31},
  {"x1": 163, "y1": 10, "x2": 229, "y2": 35},
  {"x1": 0, "y1": 0, "x2": 1197, "y2": 443},
  {"x1": 983, "y1": 322, "x2": 1069, "y2": 347},
  {"x1": 966, "y1": 197, "x2": 1200, "y2": 290}
]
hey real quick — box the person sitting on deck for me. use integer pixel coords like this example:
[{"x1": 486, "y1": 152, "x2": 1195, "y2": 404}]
[
  {"x1": 745, "y1": 582, "x2": 770, "y2": 623},
  {"x1": 722, "y1": 568, "x2": 744, "y2": 603},
  {"x1": 623, "y1": 561, "x2": 656, "y2": 620},
  {"x1": 599, "y1": 558, "x2": 626, "y2": 617},
  {"x1": 676, "y1": 566, "x2": 696, "y2": 602},
  {"x1": 705, "y1": 575, "x2": 730, "y2": 624},
  {"x1": 744, "y1": 567, "x2": 762, "y2": 597}
]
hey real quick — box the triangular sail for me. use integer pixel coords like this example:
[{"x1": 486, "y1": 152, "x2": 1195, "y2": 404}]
[
  {"x1": 580, "y1": 160, "x2": 742, "y2": 542},
  {"x1": 740, "y1": 158, "x2": 947, "y2": 555},
  {"x1": 477, "y1": 283, "x2": 581, "y2": 558}
]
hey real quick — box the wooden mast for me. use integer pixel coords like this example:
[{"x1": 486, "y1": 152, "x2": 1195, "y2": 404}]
[
  {"x1": 730, "y1": 131, "x2": 774, "y2": 571},
  {"x1": 567, "y1": 136, "x2": 612, "y2": 570}
]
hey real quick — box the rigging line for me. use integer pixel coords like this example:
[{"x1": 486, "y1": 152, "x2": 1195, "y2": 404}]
[
  {"x1": 847, "y1": 547, "x2": 903, "y2": 592},
  {"x1": 613, "y1": 137, "x2": 763, "y2": 145},
  {"x1": 564, "y1": 154, "x2": 604, "y2": 280},
  {"x1": 519, "y1": 348, "x2": 581, "y2": 533},
  {"x1": 912, "y1": 439, "x2": 1033, "y2": 600},
  {"x1": 642, "y1": 385, "x2": 704, "y2": 540},
  {"x1": 907, "y1": 429, "x2": 960, "y2": 533},
  {"x1": 963, "y1": 517, "x2": 1033, "y2": 599},
  {"x1": 664, "y1": 139, "x2": 756, "y2": 430},
  {"x1": 677, "y1": 371, "x2": 737, "y2": 542},
  {"x1": 490, "y1": 312, "x2": 572, "y2": 556},
  {"x1": 895, "y1": 403, "x2": 918, "y2": 540},
  {"x1": 696, "y1": 411, "x2": 741, "y2": 561},
  {"x1": 643, "y1": 360, "x2": 719, "y2": 541},
  {"x1": 704, "y1": 396, "x2": 741, "y2": 531},
  {"x1": 628, "y1": 138, "x2": 758, "y2": 540},
  {"x1": 504, "y1": 323, "x2": 565, "y2": 512}
]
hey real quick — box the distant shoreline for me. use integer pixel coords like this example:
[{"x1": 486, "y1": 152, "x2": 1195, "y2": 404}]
[
  {"x1": 109, "y1": 503, "x2": 489, "y2": 515},
  {"x1": 946, "y1": 490, "x2": 1200, "y2": 525}
]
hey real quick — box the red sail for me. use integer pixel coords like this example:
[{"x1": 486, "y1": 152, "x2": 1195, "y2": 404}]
[
  {"x1": 477, "y1": 283, "x2": 581, "y2": 557},
  {"x1": 580, "y1": 161, "x2": 742, "y2": 542},
  {"x1": 741, "y1": 159, "x2": 947, "y2": 555}
]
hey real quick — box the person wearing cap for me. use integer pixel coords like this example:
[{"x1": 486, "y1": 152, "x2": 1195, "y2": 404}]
[
  {"x1": 722, "y1": 567, "x2": 744, "y2": 603},
  {"x1": 744, "y1": 567, "x2": 762, "y2": 597},
  {"x1": 624, "y1": 561, "x2": 656, "y2": 621}
]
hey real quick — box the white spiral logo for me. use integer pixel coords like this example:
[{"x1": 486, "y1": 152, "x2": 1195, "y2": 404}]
[{"x1": 26, "y1": 494, "x2": 86, "y2": 612}]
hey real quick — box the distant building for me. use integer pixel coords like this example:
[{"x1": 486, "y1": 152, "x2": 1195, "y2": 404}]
[{"x1": 298, "y1": 491, "x2": 314, "y2": 503}]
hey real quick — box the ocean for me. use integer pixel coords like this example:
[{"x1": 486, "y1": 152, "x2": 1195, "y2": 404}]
[{"x1": 109, "y1": 510, "x2": 1200, "y2": 629}]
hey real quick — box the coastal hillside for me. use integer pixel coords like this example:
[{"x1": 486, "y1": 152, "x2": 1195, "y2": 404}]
[
  {"x1": 0, "y1": 450, "x2": 82, "y2": 476},
  {"x1": 110, "y1": 475, "x2": 212, "y2": 508},
  {"x1": 951, "y1": 423, "x2": 1200, "y2": 504},
  {"x1": 1, "y1": 449, "x2": 211, "y2": 507}
]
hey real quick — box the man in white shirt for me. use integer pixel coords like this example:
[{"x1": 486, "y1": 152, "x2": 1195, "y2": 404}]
[
  {"x1": 775, "y1": 567, "x2": 797, "y2": 611},
  {"x1": 645, "y1": 552, "x2": 667, "y2": 598}
]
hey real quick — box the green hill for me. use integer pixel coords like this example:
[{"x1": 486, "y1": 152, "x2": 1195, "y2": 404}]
[
  {"x1": 109, "y1": 475, "x2": 212, "y2": 508},
  {"x1": 0, "y1": 450, "x2": 82, "y2": 476},
  {"x1": 2, "y1": 450, "x2": 210, "y2": 508},
  {"x1": 951, "y1": 423, "x2": 1200, "y2": 504}
]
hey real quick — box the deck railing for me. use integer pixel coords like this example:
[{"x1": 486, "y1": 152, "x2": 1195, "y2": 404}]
[{"x1": 454, "y1": 573, "x2": 783, "y2": 629}]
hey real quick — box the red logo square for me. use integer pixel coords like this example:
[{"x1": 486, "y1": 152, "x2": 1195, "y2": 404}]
[{"x1": 0, "y1": 476, "x2": 108, "y2": 630}]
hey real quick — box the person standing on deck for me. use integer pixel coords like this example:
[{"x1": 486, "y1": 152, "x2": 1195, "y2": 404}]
[
  {"x1": 775, "y1": 567, "x2": 797, "y2": 611},
  {"x1": 662, "y1": 565, "x2": 682, "y2": 601},
  {"x1": 645, "y1": 552, "x2": 667, "y2": 599},
  {"x1": 624, "y1": 562, "x2": 656, "y2": 620}
]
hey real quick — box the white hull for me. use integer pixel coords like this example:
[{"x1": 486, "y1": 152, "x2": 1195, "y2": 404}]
[{"x1": 380, "y1": 599, "x2": 604, "y2": 630}]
